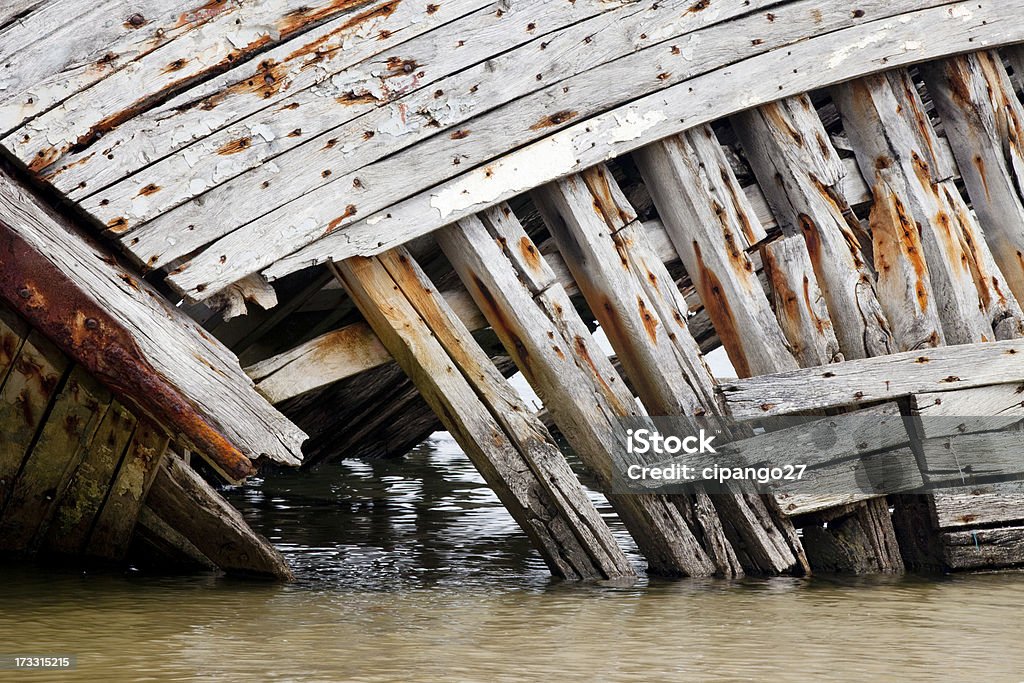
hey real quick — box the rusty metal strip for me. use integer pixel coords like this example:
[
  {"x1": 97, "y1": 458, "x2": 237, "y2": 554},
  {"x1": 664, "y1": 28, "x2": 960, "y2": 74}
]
[{"x1": 0, "y1": 219, "x2": 254, "y2": 482}]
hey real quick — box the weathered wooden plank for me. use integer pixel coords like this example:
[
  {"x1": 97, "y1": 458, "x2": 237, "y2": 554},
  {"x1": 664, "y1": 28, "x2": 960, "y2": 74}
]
[
  {"x1": 143, "y1": 453, "x2": 292, "y2": 579},
  {"x1": 802, "y1": 498, "x2": 905, "y2": 574},
  {"x1": 86, "y1": 417, "x2": 170, "y2": 560},
  {"x1": 40, "y1": 0, "x2": 492, "y2": 197},
  {"x1": 0, "y1": 0, "x2": 53, "y2": 29},
  {"x1": 913, "y1": 384, "x2": 1024, "y2": 438},
  {"x1": 943, "y1": 525, "x2": 1024, "y2": 569},
  {"x1": 0, "y1": 304, "x2": 30, "y2": 391},
  {"x1": 761, "y1": 235, "x2": 842, "y2": 368},
  {"x1": 721, "y1": 338, "x2": 1024, "y2": 417},
  {"x1": 252, "y1": 0, "x2": 1024, "y2": 296},
  {"x1": 334, "y1": 248, "x2": 634, "y2": 580},
  {"x1": 440, "y1": 209, "x2": 728, "y2": 577},
  {"x1": 921, "y1": 51, "x2": 1024, "y2": 329},
  {"x1": 83, "y1": 0, "x2": 693, "y2": 239},
  {"x1": 0, "y1": 331, "x2": 69, "y2": 509},
  {"x1": 833, "y1": 70, "x2": 992, "y2": 348},
  {"x1": 0, "y1": 168, "x2": 304, "y2": 477},
  {"x1": 0, "y1": 367, "x2": 112, "y2": 553},
  {"x1": 635, "y1": 127, "x2": 798, "y2": 378},
  {"x1": 42, "y1": 401, "x2": 136, "y2": 557},
  {"x1": 4, "y1": 0, "x2": 388, "y2": 164},
  {"x1": 932, "y1": 482, "x2": 1024, "y2": 528},
  {"x1": 732, "y1": 95, "x2": 896, "y2": 360},
  {"x1": 134, "y1": 503, "x2": 218, "y2": 572},
  {"x1": 918, "y1": 430, "x2": 1024, "y2": 485}
]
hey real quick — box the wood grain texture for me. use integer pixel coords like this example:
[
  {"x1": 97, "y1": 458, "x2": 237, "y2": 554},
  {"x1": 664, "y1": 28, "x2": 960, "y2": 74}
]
[
  {"x1": 732, "y1": 95, "x2": 896, "y2": 360},
  {"x1": 943, "y1": 525, "x2": 1024, "y2": 569},
  {"x1": 255, "y1": 0, "x2": 1024, "y2": 298},
  {"x1": 721, "y1": 338, "x2": 1024, "y2": 417}
]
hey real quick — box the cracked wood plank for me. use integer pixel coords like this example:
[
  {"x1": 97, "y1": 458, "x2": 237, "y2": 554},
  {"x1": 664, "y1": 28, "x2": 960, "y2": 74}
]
[
  {"x1": 166, "y1": 0, "x2": 985, "y2": 300},
  {"x1": 256, "y1": 0, "x2": 1020, "y2": 299},
  {"x1": 333, "y1": 246, "x2": 635, "y2": 580},
  {"x1": 921, "y1": 51, "x2": 1024, "y2": 336},
  {"x1": 635, "y1": 126, "x2": 799, "y2": 378},
  {"x1": 721, "y1": 337, "x2": 1024, "y2": 417},
  {"x1": 732, "y1": 94, "x2": 897, "y2": 360}
]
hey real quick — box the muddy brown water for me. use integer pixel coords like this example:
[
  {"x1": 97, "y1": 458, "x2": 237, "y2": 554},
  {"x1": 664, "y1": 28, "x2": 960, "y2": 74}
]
[{"x1": 1, "y1": 433, "x2": 1022, "y2": 682}]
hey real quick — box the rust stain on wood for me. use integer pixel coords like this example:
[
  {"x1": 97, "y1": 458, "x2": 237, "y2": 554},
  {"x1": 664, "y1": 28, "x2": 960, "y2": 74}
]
[
  {"x1": 693, "y1": 241, "x2": 751, "y2": 377},
  {"x1": 0, "y1": 221, "x2": 255, "y2": 481},
  {"x1": 217, "y1": 137, "x2": 252, "y2": 155}
]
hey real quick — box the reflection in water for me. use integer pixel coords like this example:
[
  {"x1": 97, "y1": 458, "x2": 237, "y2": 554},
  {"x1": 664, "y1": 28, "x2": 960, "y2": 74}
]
[{"x1": 1, "y1": 433, "x2": 1023, "y2": 681}]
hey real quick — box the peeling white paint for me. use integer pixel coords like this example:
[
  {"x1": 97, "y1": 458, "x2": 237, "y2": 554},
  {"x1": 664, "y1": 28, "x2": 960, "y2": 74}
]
[
  {"x1": 606, "y1": 108, "x2": 668, "y2": 143},
  {"x1": 826, "y1": 24, "x2": 893, "y2": 69}
]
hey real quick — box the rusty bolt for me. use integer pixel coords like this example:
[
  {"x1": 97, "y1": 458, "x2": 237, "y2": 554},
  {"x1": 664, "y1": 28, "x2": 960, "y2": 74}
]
[
  {"x1": 17, "y1": 287, "x2": 30, "y2": 299},
  {"x1": 85, "y1": 318, "x2": 99, "y2": 330},
  {"x1": 402, "y1": 62, "x2": 414, "y2": 74},
  {"x1": 127, "y1": 13, "x2": 145, "y2": 27}
]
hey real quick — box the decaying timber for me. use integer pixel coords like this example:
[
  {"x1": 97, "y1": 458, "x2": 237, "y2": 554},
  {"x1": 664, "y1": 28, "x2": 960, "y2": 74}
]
[{"x1": 4, "y1": 0, "x2": 1024, "y2": 582}]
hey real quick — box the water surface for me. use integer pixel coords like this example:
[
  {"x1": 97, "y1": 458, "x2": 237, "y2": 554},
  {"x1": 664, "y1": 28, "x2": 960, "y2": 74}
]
[{"x1": 1, "y1": 434, "x2": 1022, "y2": 681}]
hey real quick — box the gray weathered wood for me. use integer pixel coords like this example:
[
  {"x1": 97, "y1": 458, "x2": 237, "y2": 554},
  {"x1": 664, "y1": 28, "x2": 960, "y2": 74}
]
[
  {"x1": 634, "y1": 127, "x2": 799, "y2": 378},
  {"x1": 932, "y1": 482, "x2": 1024, "y2": 528},
  {"x1": 721, "y1": 338, "x2": 1024, "y2": 417},
  {"x1": 732, "y1": 95, "x2": 896, "y2": 360},
  {"x1": 143, "y1": 453, "x2": 292, "y2": 579},
  {"x1": 913, "y1": 384, "x2": 1024, "y2": 438},
  {"x1": 921, "y1": 51, "x2": 1024, "y2": 332},
  {"x1": 334, "y1": 247, "x2": 634, "y2": 580},
  {"x1": 1005, "y1": 46, "x2": 1024, "y2": 93},
  {"x1": 440, "y1": 208, "x2": 724, "y2": 577},
  {"x1": 802, "y1": 498, "x2": 904, "y2": 573},
  {"x1": 761, "y1": 235, "x2": 842, "y2": 367},
  {"x1": 254, "y1": 0, "x2": 1024, "y2": 297},
  {"x1": 833, "y1": 69, "x2": 992, "y2": 348},
  {"x1": 0, "y1": 169, "x2": 305, "y2": 469},
  {"x1": 942, "y1": 525, "x2": 1024, "y2": 569}
]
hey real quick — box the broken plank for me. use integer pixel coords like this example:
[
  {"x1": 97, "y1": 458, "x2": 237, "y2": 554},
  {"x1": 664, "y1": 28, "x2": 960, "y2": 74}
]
[
  {"x1": 634, "y1": 127, "x2": 798, "y2": 378},
  {"x1": 143, "y1": 454, "x2": 292, "y2": 579},
  {"x1": 721, "y1": 338, "x2": 1024, "y2": 417},
  {"x1": 0, "y1": 366, "x2": 112, "y2": 553},
  {"x1": 0, "y1": 330, "x2": 69, "y2": 509},
  {"x1": 41, "y1": 401, "x2": 136, "y2": 557},
  {"x1": 86, "y1": 417, "x2": 170, "y2": 561},
  {"x1": 732, "y1": 94, "x2": 896, "y2": 360},
  {"x1": 248, "y1": 0, "x2": 1024, "y2": 297},
  {"x1": 334, "y1": 248, "x2": 634, "y2": 580}
]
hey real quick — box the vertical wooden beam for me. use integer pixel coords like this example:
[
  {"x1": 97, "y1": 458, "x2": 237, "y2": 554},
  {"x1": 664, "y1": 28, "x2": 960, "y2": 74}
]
[
  {"x1": 732, "y1": 95, "x2": 897, "y2": 361},
  {"x1": 41, "y1": 401, "x2": 137, "y2": 557},
  {"x1": 1003, "y1": 46, "x2": 1024, "y2": 94},
  {"x1": 833, "y1": 70, "x2": 993, "y2": 348},
  {"x1": 0, "y1": 330, "x2": 69, "y2": 509},
  {"x1": 86, "y1": 417, "x2": 170, "y2": 560},
  {"x1": 440, "y1": 207, "x2": 721, "y2": 577},
  {"x1": 533, "y1": 167, "x2": 808, "y2": 576},
  {"x1": 0, "y1": 366, "x2": 111, "y2": 553},
  {"x1": 633, "y1": 126, "x2": 800, "y2": 378},
  {"x1": 333, "y1": 247, "x2": 634, "y2": 581},
  {"x1": 921, "y1": 51, "x2": 1024, "y2": 338}
]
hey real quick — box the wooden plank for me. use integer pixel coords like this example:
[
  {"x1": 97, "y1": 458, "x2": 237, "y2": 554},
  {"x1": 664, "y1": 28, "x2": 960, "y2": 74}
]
[
  {"x1": 0, "y1": 304, "x2": 30, "y2": 390},
  {"x1": 334, "y1": 248, "x2": 634, "y2": 580},
  {"x1": 921, "y1": 51, "x2": 1024, "y2": 327},
  {"x1": 143, "y1": 454, "x2": 292, "y2": 579},
  {"x1": 761, "y1": 235, "x2": 842, "y2": 367},
  {"x1": 0, "y1": 0, "x2": 53, "y2": 29},
  {"x1": 732, "y1": 95, "x2": 897, "y2": 360},
  {"x1": 943, "y1": 525, "x2": 1024, "y2": 569},
  {"x1": 802, "y1": 498, "x2": 905, "y2": 574},
  {"x1": 913, "y1": 384, "x2": 1024, "y2": 438},
  {"x1": 250, "y1": 0, "x2": 1024, "y2": 297},
  {"x1": 918, "y1": 430, "x2": 1024, "y2": 485},
  {"x1": 932, "y1": 481, "x2": 1024, "y2": 528},
  {"x1": 439, "y1": 209, "x2": 728, "y2": 577},
  {"x1": 634, "y1": 127, "x2": 799, "y2": 378},
  {"x1": 40, "y1": 0, "x2": 493, "y2": 197},
  {"x1": 0, "y1": 331, "x2": 69, "y2": 509},
  {"x1": 720, "y1": 338, "x2": 1024, "y2": 417},
  {"x1": 3, "y1": 0, "x2": 386, "y2": 161},
  {"x1": 42, "y1": 401, "x2": 136, "y2": 557},
  {"x1": 0, "y1": 367, "x2": 112, "y2": 553},
  {"x1": 833, "y1": 70, "x2": 991, "y2": 348},
  {"x1": 80, "y1": 0, "x2": 703, "y2": 238},
  {"x1": 134, "y1": 503, "x2": 218, "y2": 572},
  {"x1": 86, "y1": 417, "x2": 170, "y2": 560},
  {"x1": 0, "y1": 168, "x2": 304, "y2": 476}
]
